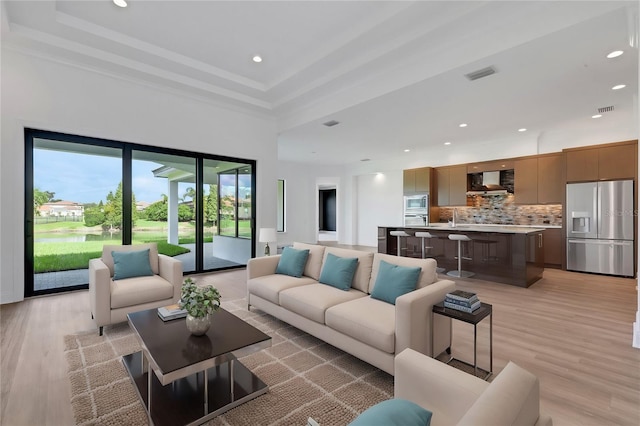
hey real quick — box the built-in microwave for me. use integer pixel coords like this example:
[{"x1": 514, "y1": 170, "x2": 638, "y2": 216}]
[{"x1": 404, "y1": 194, "x2": 428, "y2": 213}]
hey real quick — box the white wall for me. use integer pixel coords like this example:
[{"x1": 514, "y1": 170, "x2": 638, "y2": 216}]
[
  {"x1": 356, "y1": 172, "x2": 404, "y2": 247},
  {"x1": 276, "y1": 161, "x2": 344, "y2": 248},
  {"x1": 0, "y1": 49, "x2": 278, "y2": 303}
]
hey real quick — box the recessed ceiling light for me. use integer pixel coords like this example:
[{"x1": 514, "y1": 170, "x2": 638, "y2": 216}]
[
  {"x1": 404, "y1": 149, "x2": 410, "y2": 153},
  {"x1": 444, "y1": 142, "x2": 452, "y2": 145},
  {"x1": 252, "y1": 55, "x2": 263, "y2": 63},
  {"x1": 459, "y1": 123, "x2": 468, "y2": 128},
  {"x1": 612, "y1": 84, "x2": 626, "y2": 90},
  {"x1": 113, "y1": 0, "x2": 127, "y2": 7},
  {"x1": 606, "y1": 50, "x2": 624, "y2": 58},
  {"x1": 518, "y1": 128, "x2": 527, "y2": 132},
  {"x1": 592, "y1": 114, "x2": 602, "y2": 119}
]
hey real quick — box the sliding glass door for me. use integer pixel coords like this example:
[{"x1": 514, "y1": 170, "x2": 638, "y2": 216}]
[
  {"x1": 30, "y1": 139, "x2": 122, "y2": 293},
  {"x1": 25, "y1": 129, "x2": 256, "y2": 297}
]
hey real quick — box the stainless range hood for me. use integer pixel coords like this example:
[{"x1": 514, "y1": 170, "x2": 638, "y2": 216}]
[{"x1": 467, "y1": 171, "x2": 508, "y2": 195}]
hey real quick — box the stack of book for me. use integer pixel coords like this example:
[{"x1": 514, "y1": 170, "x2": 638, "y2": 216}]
[
  {"x1": 444, "y1": 290, "x2": 481, "y2": 313},
  {"x1": 157, "y1": 303, "x2": 188, "y2": 321}
]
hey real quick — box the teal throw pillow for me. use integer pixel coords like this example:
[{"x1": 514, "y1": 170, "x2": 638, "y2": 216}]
[
  {"x1": 319, "y1": 253, "x2": 359, "y2": 291},
  {"x1": 370, "y1": 260, "x2": 421, "y2": 305},
  {"x1": 348, "y1": 399, "x2": 432, "y2": 426},
  {"x1": 276, "y1": 247, "x2": 310, "y2": 278},
  {"x1": 112, "y1": 249, "x2": 154, "y2": 280}
]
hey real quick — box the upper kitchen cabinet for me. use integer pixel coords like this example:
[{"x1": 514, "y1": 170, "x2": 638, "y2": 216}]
[
  {"x1": 467, "y1": 160, "x2": 514, "y2": 173},
  {"x1": 598, "y1": 142, "x2": 637, "y2": 181},
  {"x1": 537, "y1": 153, "x2": 563, "y2": 203},
  {"x1": 514, "y1": 157, "x2": 538, "y2": 204},
  {"x1": 565, "y1": 141, "x2": 637, "y2": 182},
  {"x1": 565, "y1": 148, "x2": 600, "y2": 182},
  {"x1": 435, "y1": 165, "x2": 467, "y2": 206},
  {"x1": 403, "y1": 167, "x2": 432, "y2": 195},
  {"x1": 515, "y1": 153, "x2": 563, "y2": 204}
]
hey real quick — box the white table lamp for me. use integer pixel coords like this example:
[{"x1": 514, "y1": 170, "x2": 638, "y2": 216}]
[{"x1": 259, "y1": 228, "x2": 277, "y2": 256}]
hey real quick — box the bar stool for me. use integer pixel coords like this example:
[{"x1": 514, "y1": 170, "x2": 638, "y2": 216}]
[
  {"x1": 415, "y1": 231, "x2": 445, "y2": 273},
  {"x1": 447, "y1": 234, "x2": 474, "y2": 278},
  {"x1": 390, "y1": 230, "x2": 412, "y2": 257}
]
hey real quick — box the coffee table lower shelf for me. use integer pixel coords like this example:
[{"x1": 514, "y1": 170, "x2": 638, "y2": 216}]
[{"x1": 122, "y1": 351, "x2": 268, "y2": 426}]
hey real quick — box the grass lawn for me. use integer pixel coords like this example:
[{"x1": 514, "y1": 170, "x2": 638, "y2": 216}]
[
  {"x1": 33, "y1": 219, "x2": 226, "y2": 273},
  {"x1": 34, "y1": 240, "x2": 191, "y2": 273}
]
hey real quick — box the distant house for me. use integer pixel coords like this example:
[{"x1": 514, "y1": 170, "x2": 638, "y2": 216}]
[
  {"x1": 136, "y1": 201, "x2": 151, "y2": 211},
  {"x1": 38, "y1": 201, "x2": 84, "y2": 217}
]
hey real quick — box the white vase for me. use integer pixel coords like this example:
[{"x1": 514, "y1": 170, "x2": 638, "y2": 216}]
[{"x1": 186, "y1": 314, "x2": 210, "y2": 336}]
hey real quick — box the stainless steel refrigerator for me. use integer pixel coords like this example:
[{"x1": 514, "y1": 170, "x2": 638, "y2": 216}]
[{"x1": 566, "y1": 180, "x2": 634, "y2": 277}]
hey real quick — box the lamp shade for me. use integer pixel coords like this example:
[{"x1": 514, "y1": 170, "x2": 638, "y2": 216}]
[{"x1": 259, "y1": 228, "x2": 277, "y2": 243}]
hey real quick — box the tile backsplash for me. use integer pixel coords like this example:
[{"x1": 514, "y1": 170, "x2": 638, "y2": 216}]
[{"x1": 438, "y1": 194, "x2": 562, "y2": 226}]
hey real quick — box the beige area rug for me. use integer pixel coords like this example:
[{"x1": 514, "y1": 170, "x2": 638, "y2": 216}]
[{"x1": 64, "y1": 299, "x2": 393, "y2": 426}]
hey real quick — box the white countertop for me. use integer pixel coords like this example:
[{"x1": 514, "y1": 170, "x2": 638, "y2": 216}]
[{"x1": 400, "y1": 223, "x2": 554, "y2": 234}]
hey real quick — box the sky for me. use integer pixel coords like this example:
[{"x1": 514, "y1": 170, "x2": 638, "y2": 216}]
[
  {"x1": 34, "y1": 149, "x2": 186, "y2": 204},
  {"x1": 33, "y1": 149, "x2": 250, "y2": 204}
]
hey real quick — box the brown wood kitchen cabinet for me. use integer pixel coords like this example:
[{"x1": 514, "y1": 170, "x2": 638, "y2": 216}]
[
  {"x1": 514, "y1": 153, "x2": 563, "y2": 204},
  {"x1": 543, "y1": 227, "x2": 563, "y2": 268},
  {"x1": 598, "y1": 142, "x2": 636, "y2": 180},
  {"x1": 514, "y1": 157, "x2": 538, "y2": 204},
  {"x1": 435, "y1": 165, "x2": 467, "y2": 206},
  {"x1": 537, "y1": 153, "x2": 563, "y2": 203},
  {"x1": 565, "y1": 148, "x2": 598, "y2": 182},
  {"x1": 467, "y1": 160, "x2": 514, "y2": 173},
  {"x1": 403, "y1": 167, "x2": 432, "y2": 195},
  {"x1": 565, "y1": 141, "x2": 637, "y2": 182}
]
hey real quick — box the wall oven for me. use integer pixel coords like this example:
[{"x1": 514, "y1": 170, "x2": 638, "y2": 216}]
[
  {"x1": 404, "y1": 195, "x2": 428, "y2": 213},
  {"x1": 404, "y1": 194, "x2": 429, "y2": 226}
]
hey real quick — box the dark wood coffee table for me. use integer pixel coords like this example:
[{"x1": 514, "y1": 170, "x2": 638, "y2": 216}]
[{"x1": 122, "y1": 308, "x2": 271, "y2": 426}]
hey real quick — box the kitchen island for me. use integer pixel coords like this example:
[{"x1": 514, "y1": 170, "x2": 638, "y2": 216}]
[{"x1": 378, "y1": 224, "x2": 546, "y2": 287}]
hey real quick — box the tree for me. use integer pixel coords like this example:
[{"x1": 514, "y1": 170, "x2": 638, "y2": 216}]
[
  {"x1": 145, "y1": 199, "x2": 167, "y2": 221},
  {"x1": 178, "y1": 204, "x2": 193, "y2": 222},
  {"x1": 204, "y1": 184, "x2": 218, "y2": 225},
  {"x1": 33, "y1": 188, "x2": 55, "y2": 215},
  {"x1": 99, "y1": 182, "x2": 139, "y2": 229},
  {"x1": 183, "y1": 187, "x2": 196, "y2": 203},
  {"x1": 84, "y1": 201, "x2": 105, "y2": 227}
]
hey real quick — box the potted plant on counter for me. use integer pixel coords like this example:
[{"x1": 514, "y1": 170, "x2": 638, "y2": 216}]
[{"x1": 179, "y1": 277, "x2": 221, "y2": 336}]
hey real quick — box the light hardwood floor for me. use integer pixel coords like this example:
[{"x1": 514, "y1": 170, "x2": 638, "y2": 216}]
[{"x1": 1, "y1": 266, "x2": 639, "y2": 425}]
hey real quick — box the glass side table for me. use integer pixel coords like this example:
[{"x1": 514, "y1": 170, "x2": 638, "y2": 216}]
[{"x1": 431, "y1": 301, "x2": 493, "y2": 380}]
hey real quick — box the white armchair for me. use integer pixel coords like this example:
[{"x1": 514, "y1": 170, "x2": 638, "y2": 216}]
[{"x1": 89, "y1": 243, "x2": 183, "y2": 335}]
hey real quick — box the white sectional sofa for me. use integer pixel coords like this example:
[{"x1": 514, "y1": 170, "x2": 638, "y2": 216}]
[{"x1": 246, "y1": 242, "x2": 456, "y2": 374}]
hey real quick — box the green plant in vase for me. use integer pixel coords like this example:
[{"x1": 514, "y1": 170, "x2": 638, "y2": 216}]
[{"x1": 179, "y1": 277, "x2": 221, "y2": 336}]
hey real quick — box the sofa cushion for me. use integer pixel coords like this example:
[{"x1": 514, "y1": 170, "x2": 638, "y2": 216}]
[
  {"x1": 370, "y1": 260, "x2": 421, "y2": 305},
  {"x1": 326, "y1": 296, "x2": 395, "y2": 353},
  {"x1": 457, "y1": 361, "x2": 540, "y2": 426},
  {"x1": 369, "y1": 253, "x2": 437, "y2": 294},
  {"x1": 280, "y1": 284, "x2": 366, "y2": 324},
  {"x1": 276, "y1": 247, "x2": 310, "y2": 278},
  {"x1": 247, "y1": 274, "x2": 316, "y2": 305},
  {"x1": 319, "y1": 253, "x2": 359, "y2": 291},
  {"x1": 112, "y1": 248, "x2": 154, "y2": 280},
  {"x1": 293, "y1": 242, "x2": 326, "y2": 280},
  {"x1": 324, "y1": 247, "x2": 374, "y2": 293},
  {"x1": 110, "y1": 275, "x2": 174, "y2": 309},
  {"x1": 102, "y1": 243, "x2": 159, "y2": 277},
  {"x1": 349, "y1": 399, "x2": 432, "y2": 426}
]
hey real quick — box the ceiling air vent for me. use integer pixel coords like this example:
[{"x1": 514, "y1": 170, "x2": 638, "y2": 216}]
[
  {"x1": 598, "y1": 106, "x2": 614, "y2": 113},
  {"x1": 464, "y1": 66, "x2": 497, "y2": 81},
  {"x1": 323, "y1": 120, "x2": 340, "y2": 127}
]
